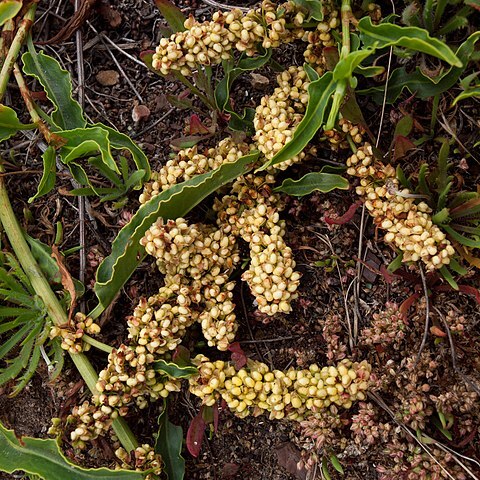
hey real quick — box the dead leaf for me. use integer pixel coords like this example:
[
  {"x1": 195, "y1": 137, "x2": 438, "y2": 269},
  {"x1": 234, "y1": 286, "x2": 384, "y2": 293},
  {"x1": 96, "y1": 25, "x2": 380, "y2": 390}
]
[
  {"x1": 96, "y1": 70, "x2": 119, "y2": 86},
  {"x1": 132, "y1": 104, "x2": 151, "y2": 123},
  {"x1": 430, "y1": 325, "x2": 447, "y2": 337},
  {"x1": 276, "y1": 442, "x2": 307, "y2": 480},
  {"x1": 38, "y1": 0, "x2": 97, "y2": 45},
  {"x1": 250, "y1": 73, "x2": 269, "y2": 89},
  {"x1": 51, "y1": 245, "x2": 77, "y2": 323},
  {"x1": 227, "y1": 342, "x2": 247, "y2": 369},
  {"x1": 221, "y1": 463, "x2": 240, "y2": 478},
  {"x1": 98, "y1": 2, "x2": 122, "y2": 28}
]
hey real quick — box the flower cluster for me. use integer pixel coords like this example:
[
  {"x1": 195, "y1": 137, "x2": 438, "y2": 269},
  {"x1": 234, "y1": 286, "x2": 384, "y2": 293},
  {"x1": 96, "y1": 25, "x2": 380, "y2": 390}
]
[
  {"x1": 116, "y1": 444, "x2": 163, "y2": 479},
  {"x1": 152, "y1": 1, "x2": 305, "y2": 77},
  {"x1": 350, "y1": 402, "x2": 391, "y2": 445},
  {"x1": 253, "y1": 65, "x2": 311, "y2": 170},
  {"x1": 348, "y1": 143, "x2": 455, "y2": 270},
  {"x1": 215, "y1": 174, "x2": 301, "y2": 315},
  {"x1": 139, "y1": 139, "x2": 250, "y2": 204},
  {"x1": 49, "y1": 312, "x2": 101, "y2": 354},
  {"x1": 189, "y1": 355, "x2": 372, "y2": 421}
]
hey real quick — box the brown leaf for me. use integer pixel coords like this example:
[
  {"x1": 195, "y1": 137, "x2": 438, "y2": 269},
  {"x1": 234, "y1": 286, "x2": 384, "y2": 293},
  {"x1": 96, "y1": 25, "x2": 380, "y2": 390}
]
[
  {"x1": 275, "y1": 442, "x2": 307, "y2": 480},
  {"x1": 96, "y1": 70, "x2": 120, "y2": 86},
  {"x1": 430, "y1": 325, "x2": 447, "y2": 337},
  {"x1": 227, "y1": 342, "x2": 247, "y2": 369},
  {"x1": 221, "y1": 463, "x2": 240, "y2": 478},
  {"x1": 51, "y1": 245, "x2": 77, "y2": 323},
  {"x1": 250, "y1": 73, "x2": 269, "y2": 89},
  {"x1": 98, "y1": 2, "x2": 122, "y2": 28},
  {"x1": 38, "y1": 0, "x2": 97, "y2": 45},
  {"x1": 186, "y1": 411, "x2": 206, "y2": 458},
  {"x1": 132, "y1": 104, "x2": 151, "y2": 123}
]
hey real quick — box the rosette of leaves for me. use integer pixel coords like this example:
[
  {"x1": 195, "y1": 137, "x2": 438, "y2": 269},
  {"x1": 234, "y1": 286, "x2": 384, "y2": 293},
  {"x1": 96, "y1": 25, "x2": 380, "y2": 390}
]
[
  {"x1": 398, "y1": 138, "x2": 480, "y2": 285},
  {"x1": 0, "y1": 251, "x2": 63, "y2": 396}
]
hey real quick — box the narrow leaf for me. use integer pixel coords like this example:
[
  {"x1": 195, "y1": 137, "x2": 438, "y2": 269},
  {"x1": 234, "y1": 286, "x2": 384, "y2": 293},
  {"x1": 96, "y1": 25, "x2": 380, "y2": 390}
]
[
  {"x1": 274, "y1": 172, "x2": 349, "y2": 196},
  {"x1": 29, "y1": 147, "x2": 57, "y2": 203},
  {"x1": 155, "y1": 407, "x2": 185, "y2": 480},
  {"x1": 186, "y1": 412, "x2": 206, "y2": 458},
  {"x1": 0, "y1": 423, "x2": 143, "y2": 479},
  {"x1": 358, "y1": 17, "x2": 462, "y2": 66},
  {"x1": 22, "y1": 50, "x2": 86, "y2": 130},
  {"x1": 258, "y1": 72, "x2": 335, "y2": 171},
  {"x1": 90, "y1": 152, "x2": 259, "y2": 319}
]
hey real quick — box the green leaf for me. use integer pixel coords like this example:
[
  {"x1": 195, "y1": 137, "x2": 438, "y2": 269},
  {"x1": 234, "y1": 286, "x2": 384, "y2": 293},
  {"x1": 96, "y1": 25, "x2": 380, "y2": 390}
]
[
  {"x1": 432, "y1": 207, "x2": 450, "y2": 224},
  {"x1": 258, "y1": 72, "x2": 336, "y2": 171},
  {"x1": 0, "y1": 422, "x2": 143, "y2": 479},
  {"x1": 25, "y1": 235, "x2": 85, "y2": 298},
  {"x1": 449, "y1": 257, "x2": 468, "y2": 276},
  {"x1": 58, "y1": 126, "x2": 119, "y2": 174},
  {"x1": 333, "y1": 48, "x2": 375, "y2": 81},
  {"x1": 22, "y1": 50, "x2": 86, "y2": 130},
  {"x1": 155, "y1": 0, "x2": 186, "y2": 33},
  {"x1": 91, "y1": 123, "x2": 150, "y2": 184},
  {"x1": 330, "y1": 454, "x2": 344, "y2": 474},
  {"x1": 358, "y1": 17, "x2": 462, "y2": 66},
  {"x1": 0, "y1": 1, "x2": 22, "y2": 27},
  {"x1": 439, "y1": 266, "x2": 459, "y2": 290},
  {"x1": 394, "y1": 115, "x2": 413, "y2": 138},
  {"x1": 153, "y1": 359, "x2": 198, "y2": 378},
  {"x1": 274, "y1": 172, "x2": 349, "y2": 196},
  {"x1": 0, "y1": 105, "x2": 34, "y2": 141},
  {"x1": 321, "y1": 457, "x2": 332, "y2": 480},
  {"x1": 291, "y1": 0, "x2": 324, "y2": 20},
  {"x1": 90, "y1": 151, "x2": 259, "y2": 319},
  {"x1": 387, "y1": 252, "x2": 404, "y2": 273},
  {"x1": 28, "y1": 147, "x2": 57, "y2": 203},
  {"x1": 443, "y1": 225, "x2": 480, "y2": 248},
  {"x1": 10, "y1": 344, "x2": 41, "y2": 397},
  {"x1": 0, "y1": 323, "x2": 31, "y2": 360},
  {"x1": 155, "y1": 406, "x2": 185, "y2": 480},
  {"x1": 359, "y1": 31, "x2": 480, "y2": 103},
  {"x1": 354, "y1": 65, "x2": 385, "y2": 77}
]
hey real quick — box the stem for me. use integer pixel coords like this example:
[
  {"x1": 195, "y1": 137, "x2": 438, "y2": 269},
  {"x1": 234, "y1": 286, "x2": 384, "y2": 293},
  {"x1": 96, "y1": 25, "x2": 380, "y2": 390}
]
[
  {"x1": 83, "y1": 334, "x2": 113, "y2": 354},
  {"x1": 0, "y1": 2, "x2": 36, "y2": 102},
  {"x1": 13, "y1": 62, "x2": 57, "y2": 145},
  {"x1": 325, "y1": 0, "x2": 351, "y2": 130},
  {"x1": 0, "y1": 19, "x2": 15, "y2": 69},
  {"x1": 0, "y1": 161, "x2": 138, "y2": 453},
  {"x1": 173, "y1": 71, "x2": 216, "y2": 109}
]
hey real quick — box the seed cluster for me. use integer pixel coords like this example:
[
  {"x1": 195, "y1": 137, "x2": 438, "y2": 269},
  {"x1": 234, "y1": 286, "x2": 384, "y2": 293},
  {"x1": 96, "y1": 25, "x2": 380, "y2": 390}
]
[
  {"x1": 152, "y1": 1, "x2": 304, "y2": 77},
  {"x1": 253, "y1": 66, "x2": 311, "y2": 171},
  {"x1": 140, "y1": 218, "x2": 240, "y2": 350},
  {"x1": 139, "y1": 139, "x2": 250, "y2": 204},
  {"x1": 49, "y1": 313, "x2": 101, "y2": 354},
  {"x1": 116, "y1": 444, "x2": 163, "y2": 479},
  {"x1": 347, "y1": 143, "x2": 455, "y2": 270},
  {"x1": 215, "y1": 174, "x2": 301, "y2": 315},
  {"x1": 189, "y1": 355, "x2": 372, "y2": 421}
]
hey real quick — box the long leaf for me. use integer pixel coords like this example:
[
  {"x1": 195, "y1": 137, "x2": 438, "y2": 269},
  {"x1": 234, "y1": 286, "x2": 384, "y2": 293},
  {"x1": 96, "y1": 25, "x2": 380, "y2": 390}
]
[
  {"x1": 10, "y1": 345, "x2": 41, "y2": 397},
  {"x1": 28, "y1": 147, "x2": 57, "y2": 203},
  {"x1": 0, "y1": 423, "x2": 143, "y2": 479},
  {"x1": 358, "y1": 31, "x2": 480, "y2": 103},
  {"x1": 90, "y1": 151, "x2": 259, "y2": 319},
  {"x1": 21, "y1": 50, "x2": 86, "y2": 130},
  {"x1": 155, "y1": 407, "x2": 185, "y2": 480},
  {"x1": 358, "y1": 17, "x2": 461, "y2": 66},
  {"x1": 0, "y1": 105, "x2": 33, "y2": 141},
  {"x1": 443, "y1": 225, "x2": 480, "y2": 248},
  {"x1": 274, "y1": 172, "x2": 349, "y2": 196},
  {"x1": 0, "y1": 323, "x2": 31, "y2": 360},
  {"x1": 258, "y1": 72, "x2": 335, "y2": 171}
]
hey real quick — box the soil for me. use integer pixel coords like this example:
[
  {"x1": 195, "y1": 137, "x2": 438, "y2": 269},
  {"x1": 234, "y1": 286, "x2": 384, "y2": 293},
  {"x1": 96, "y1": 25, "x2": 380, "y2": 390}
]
[{"x1": 0, "y1": 1, "x2": 479, "y2": 480}]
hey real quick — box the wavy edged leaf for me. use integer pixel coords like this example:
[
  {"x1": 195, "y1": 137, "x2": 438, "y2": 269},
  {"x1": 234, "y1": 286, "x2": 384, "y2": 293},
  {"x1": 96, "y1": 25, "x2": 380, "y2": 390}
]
[
  {"x1": 358, "y1": 17, "x2": 461, "y2": 66},
  {"x1": 155, "y1": 406, "x2": 185, "y2": 480},
  {"x1": 29, "y1": 147, "x2": 57, "y2": 203},
  {"x1": 359, "y1": 31, "x2": 480, "y2": 103},
  {"x1": 153, "y1": 359, "x2": 198, "y2": 378},
  {"x1": 0, "y1": 105, "x2": 34, "y2": 141},
  {"x1": 21, "y1": 50, "x2": 86, "y2": 130},
  {"x1": 333, "y1": 48, "x2": 375, "y2": 81},
  {"x1": 0, "y1": 1, "x2": 21, "y2": 26},
  {"x1": 155, "y1": 0, "x2": 186, "y2": 33},
  {"x1": 90, "y1": 151, "x2": 259, "y2": 319},
  {"x1": 0, "y1": 422, "x2": 143, "y2": 479},
  {"x1": 258, "y1": 72, "x2": 335, "y2": 171},
  {"x1": 274, "y1": 172, "x2": 349, "y2": 196},
  {"x1": 291, "y1": 0, "x2": 324, "y2": 20}
]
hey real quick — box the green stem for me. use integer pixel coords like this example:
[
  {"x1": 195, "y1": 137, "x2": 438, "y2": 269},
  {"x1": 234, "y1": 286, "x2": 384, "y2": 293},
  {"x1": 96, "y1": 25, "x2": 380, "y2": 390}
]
[
  {"x1": 325, "y1": 0, "x2": 351, "y2": 130},
  {"x1": 0, "y1": 161, "x2": 138, "y2": 453},
  {"x1": 0, "y1": 2, "x2": 36, "y2": 102},
  {"x1": 173, "y1": 71, "x2": 215, "y2": 109},
  {"x1": 0, "y1": 19, "x2": 15, "y2": 70},
  {"x1": 83, "y1": 334, "x2": 114, "y2": 354}
]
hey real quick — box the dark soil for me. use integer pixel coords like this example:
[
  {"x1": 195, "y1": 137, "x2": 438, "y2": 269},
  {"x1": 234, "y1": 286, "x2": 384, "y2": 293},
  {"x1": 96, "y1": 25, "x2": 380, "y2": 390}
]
[{"x1": 1, "y1": 1, "x2": 479, "y2": 480}]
